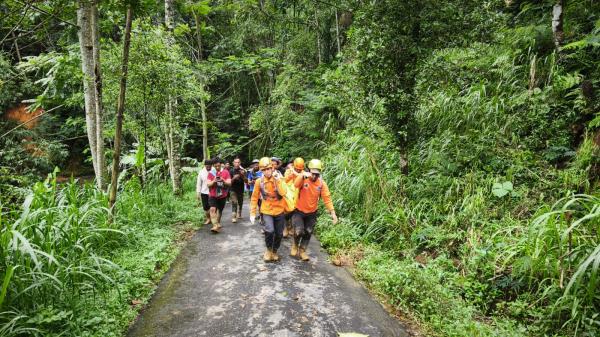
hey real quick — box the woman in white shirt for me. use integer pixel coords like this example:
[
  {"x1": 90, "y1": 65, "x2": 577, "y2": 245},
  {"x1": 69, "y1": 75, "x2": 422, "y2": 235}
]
[{"x1": 196, "y1": 159, "x2": 213, "y2": 225}]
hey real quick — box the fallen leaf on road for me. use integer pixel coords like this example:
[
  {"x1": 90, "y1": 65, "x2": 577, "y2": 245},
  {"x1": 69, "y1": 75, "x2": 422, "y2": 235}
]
[{"x1": 131, "y1": 299, "x2": 143, "y2": 306}]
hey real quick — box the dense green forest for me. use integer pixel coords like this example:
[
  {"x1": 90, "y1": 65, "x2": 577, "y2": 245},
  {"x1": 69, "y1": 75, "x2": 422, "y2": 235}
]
[{"x1": 1, "y1": 0, "x2": 599, "y2": 336}]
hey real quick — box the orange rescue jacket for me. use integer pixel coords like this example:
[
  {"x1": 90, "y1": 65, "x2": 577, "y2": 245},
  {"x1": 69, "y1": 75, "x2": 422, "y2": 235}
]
[
  {"x1": 250, "y1": 176, "x2": 288, "y2": 216},
  {"x1": 294, "y1": 175, "x2": 334, "y2": 214}
]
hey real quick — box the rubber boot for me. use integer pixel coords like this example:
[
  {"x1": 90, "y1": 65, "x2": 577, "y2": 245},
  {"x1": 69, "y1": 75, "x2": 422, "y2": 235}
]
[
  {"x1": 272, "y1": 249, "x2": 280, "y2": 262},
  {"x1": 263, "y1": 249, "x2": 273, "y2": 262},
  {"x1": 232, "y1": 213, "x2": 237, "y2": 223},
  {"x1": 299, "y1": 247, "x2": 310, "y2": 261},
  {"x1": 237, "y1": 210, "x2": 242, "y2": 220},
  {"x1": 283, "y1": 226, "x2": 289, "y2": 238},
  {"x1": 290, "y1": 242, "x2": 299, "y2": 257},
  {"x1": 210, "y1": 211, "x2": 219, "y2": 233},
  {"x1": 204, "y1": 211, "x2": 211, "y2": 225}
]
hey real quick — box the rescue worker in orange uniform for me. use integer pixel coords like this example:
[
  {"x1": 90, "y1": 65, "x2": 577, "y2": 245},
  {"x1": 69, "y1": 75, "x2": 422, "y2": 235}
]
[
  {"x1": 291, "y1": 159, "x2": 338, "y2": 261},
  {"x1": 250, "y1": 157, "x2": 288, "y2": 262},
  {"x1": 283, "y1": 157, "x2": 306, "y2": 238}
]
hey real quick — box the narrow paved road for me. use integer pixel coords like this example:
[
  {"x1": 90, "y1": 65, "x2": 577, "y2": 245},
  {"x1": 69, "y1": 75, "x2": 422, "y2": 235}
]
[{"x1": 128, "y1": 202, "x2": 409, "y2": 337}]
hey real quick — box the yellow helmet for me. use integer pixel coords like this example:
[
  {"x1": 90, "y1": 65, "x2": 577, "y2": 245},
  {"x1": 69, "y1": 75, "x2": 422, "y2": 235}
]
[
  {"x1": 307, "y1": 159, "x2": 323, "y2": 172},
  {"x1": 258, "y1": 157, "x2": 272, "y2": 170},
  {"x1": 293, "y1": 157, "x2": 305, "y2": 170}
]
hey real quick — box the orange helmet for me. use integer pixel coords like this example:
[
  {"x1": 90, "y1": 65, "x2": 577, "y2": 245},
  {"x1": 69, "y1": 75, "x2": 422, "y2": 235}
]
[{"x1": 293, "y1": 157, "x2": 305, "y2": 170}]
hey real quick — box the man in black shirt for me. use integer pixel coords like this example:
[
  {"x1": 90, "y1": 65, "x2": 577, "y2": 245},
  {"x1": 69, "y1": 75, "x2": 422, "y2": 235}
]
[{"x1": 229, "y1": 157, "x2": 247, "y2": 223}]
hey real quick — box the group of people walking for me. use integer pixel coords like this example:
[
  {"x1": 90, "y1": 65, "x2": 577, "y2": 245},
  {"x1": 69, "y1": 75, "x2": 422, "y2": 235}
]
[{"x1": 196, "y1": 156, "x2": 338, "y2": 262}]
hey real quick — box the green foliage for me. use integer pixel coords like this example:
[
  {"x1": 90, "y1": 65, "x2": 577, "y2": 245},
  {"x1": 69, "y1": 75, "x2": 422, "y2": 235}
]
[
  {"x1": 0, "y1": 173, "x2": 201, "y2": 336},
  {"x1": 312, "y1": 1, "x2": 600, "y2": 336},
  {"x1": 499, "y1": 194, "x2": 600, "y2": 333},
  {"x1": 0, "y1": 53, "x2": 33, "y2": 112}
]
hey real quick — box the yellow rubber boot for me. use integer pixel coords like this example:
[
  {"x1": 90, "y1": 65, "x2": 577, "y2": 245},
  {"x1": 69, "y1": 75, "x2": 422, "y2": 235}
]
[
  {"x1": 263, "y1": 249, "x2": 273, "y2": 262},
  {"x1": 299, "y1": 248, "x2": 310, "y2": 261},
  {"x1": 272, "y1": 249, "x2": 280, "y2": 262},
  {"x1": 290, "y1": 242, "x2": 298, "y2": 257}
]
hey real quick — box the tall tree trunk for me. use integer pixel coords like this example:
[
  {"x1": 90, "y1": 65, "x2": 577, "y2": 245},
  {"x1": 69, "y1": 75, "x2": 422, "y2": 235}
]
[
  {"x1": 193, "y1": 11, "x2": 203, "y2": 61},
  {"x1": 142, "y1": 84, "x2": 148, "y2": 189},
  {"x1": 109, "y1": 5, "x2": 133, "y2": 211},
  {"x1": 12, "y1": 31, "x2": 21, "y2": 62},
  {"x1": 164, "y1": 0, "x2": 182, "y2": 195},
  {"x1": 315, "y1": 10, "x2": 321, "y2": 65},
  {"x1": 166, "y1": 100, "x2": 182, "y2": 194},
  {"x1": 552, "y1": 0, "x2": 565, "y2": 52},
  {"x1": 201, "y1": 98, "x2": 208, "y2": 161},
  {"x1": 335, "y1": 9, "x2": 341, "y2": 55},
  {"x1": 165, "y1": 0, "x2": 175, "y2": 31},
  {"x1": 91, "y1": 2, "x2": 105, "y2": 189},
  {"x1": 77, "y1": 0, "x2": 100, "y2": 188}
]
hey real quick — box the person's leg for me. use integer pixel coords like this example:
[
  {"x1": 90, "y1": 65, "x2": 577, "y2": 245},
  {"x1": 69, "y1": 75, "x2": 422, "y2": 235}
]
[
  {"x1": 299, "y1": 212, "x2": 318, "y2": 261},
  {"x1": 209, "y1": 197, "x2": 219, "y2": 233},
  {"x1": 237, "y1": 191, "x2": 243, "y2": 219},
  {"x1": 257, "y1": 199, "x2": 264, "y2": 230},
  {"x1": 230, "y1": 191, "x2": 239, "y2": 222},
  {"x1": 216, "y1": 198, "x2": 226, "y2": 229},
  {"x1": 291, "y1": 211, "x2": 305, "y2": 257},
  {"x1": 283, "y1": 212, "x2": 292, "y2": 238},
  {"x1": 262, "y1": 214, "x2": 275, "y2": 261},
  {"x1": 271, "y1": 214, "x2": 285, "y2": 261},
  {"x1": 201, "y1": 194, "x2": 211, "y2": 225}
]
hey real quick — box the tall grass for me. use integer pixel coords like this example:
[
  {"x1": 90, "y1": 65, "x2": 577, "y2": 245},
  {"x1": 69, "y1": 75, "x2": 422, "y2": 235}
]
[
  {"x1": 0, "y1": 171, "x2": 200, "y2": 336},
  {"x1": 323, "y1": 129, "x2": 411, "y2": 252},
  {"x1": 501, "y1": 194, "x2": 600, "y2": 333},
  {"x1": 0, "y1": 170, "x2": 120, "y2": 336}
]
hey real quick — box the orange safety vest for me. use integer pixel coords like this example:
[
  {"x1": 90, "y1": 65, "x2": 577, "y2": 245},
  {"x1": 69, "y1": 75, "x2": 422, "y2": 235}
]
[{"x1": 250, "y1": 176, "x2": 287, "y2": 216}]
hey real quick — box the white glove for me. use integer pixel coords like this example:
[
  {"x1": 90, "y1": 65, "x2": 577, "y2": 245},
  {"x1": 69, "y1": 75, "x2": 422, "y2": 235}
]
[{"x1": 250, "y1": 214, "x2": 256, "y2": 225}]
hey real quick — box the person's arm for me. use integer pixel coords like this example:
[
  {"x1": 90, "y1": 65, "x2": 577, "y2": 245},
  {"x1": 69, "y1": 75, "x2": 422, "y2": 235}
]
[
  {"x1": 321, "y1": 181, "x2": 338, "y2": 224},
  {"x1": 284, "y1": 169, "x2": 296, "y2": 183},
  {"x1": 196, "y1": 170, "x2": 202, "y2": 198},
  {"x1": 250, "y1": 180, "x2": 261, "y2": 216},
  {"x1": 223, "y1": 170, "x2": 232, "y2": 187},
  {"x1": 294, "y1": 173, "x2": 304, "y2": 188},
  {"x1": 207, "y1": 173, "x2": 216, "y2": 187}
]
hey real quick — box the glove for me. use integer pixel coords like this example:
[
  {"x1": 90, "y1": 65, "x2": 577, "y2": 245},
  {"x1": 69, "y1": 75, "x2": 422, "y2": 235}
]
[{"x1": 250, "y1": 214, "x2": 256, "y2": 225}]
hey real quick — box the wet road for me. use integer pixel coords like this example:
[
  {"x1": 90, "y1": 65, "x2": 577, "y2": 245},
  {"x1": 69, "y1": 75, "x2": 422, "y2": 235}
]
[{"x1": 128, "y1": 202, "x2": 409, "y2": 337}]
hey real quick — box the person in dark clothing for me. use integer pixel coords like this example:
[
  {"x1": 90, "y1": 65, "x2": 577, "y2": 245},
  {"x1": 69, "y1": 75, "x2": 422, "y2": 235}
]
[
  {"x1": 229, "y1": 157, "x2": 247, "y2": 223},
  {"x1": 271, "y1": 157, "x2": 286, "y2": 176}
]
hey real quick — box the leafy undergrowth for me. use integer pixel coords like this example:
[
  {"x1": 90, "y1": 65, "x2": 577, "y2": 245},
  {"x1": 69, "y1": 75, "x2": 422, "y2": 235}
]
[
  {"x1": 0, "y1": 172, "x2": 202, "y2": 336},
  {"x1": 320, "y1": 223, "x2": 527, "y2": 336}
]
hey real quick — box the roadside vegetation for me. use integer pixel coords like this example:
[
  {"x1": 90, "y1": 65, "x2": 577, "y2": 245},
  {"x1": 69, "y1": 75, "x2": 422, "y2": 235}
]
[{"x1": 1, "y1": 0, "x2": 599, "y2": 336}]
